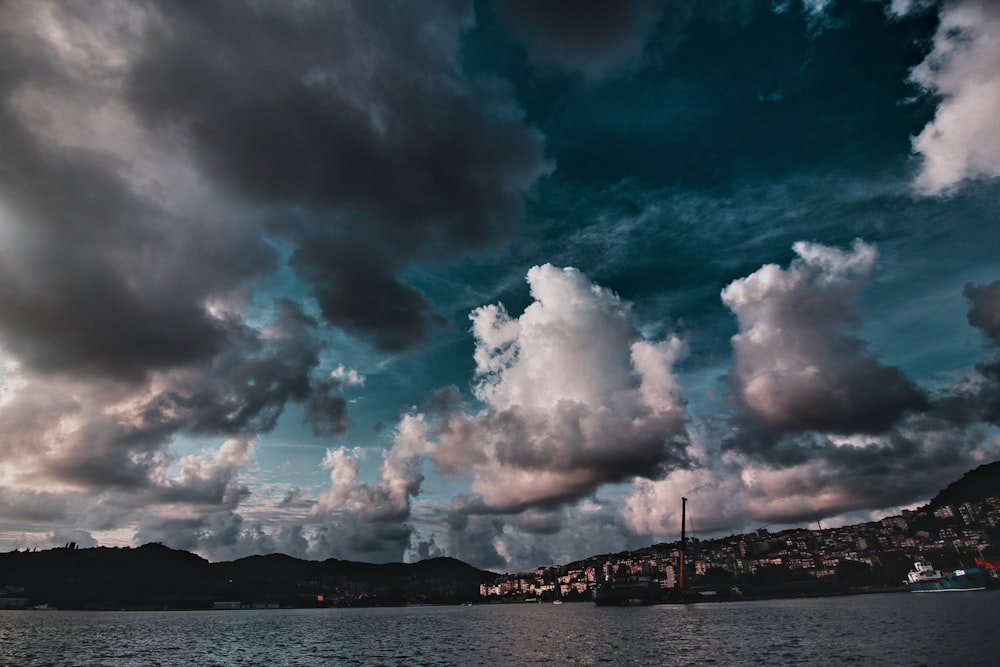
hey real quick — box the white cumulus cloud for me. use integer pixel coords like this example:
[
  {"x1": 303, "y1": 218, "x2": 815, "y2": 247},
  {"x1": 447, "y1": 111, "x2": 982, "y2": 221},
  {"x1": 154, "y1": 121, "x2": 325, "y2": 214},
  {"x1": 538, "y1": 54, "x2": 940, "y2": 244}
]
[
  {"x1": 330, "y1": 364, "x2": 366, "y2": 387},
  {"x1": 906, "y1": 0, "x2": 1000, "y2": 194},
  {"x1": 431, "y1": 264, "x2": 689, "y2": 513},
  {"x1": 313, "y1": 414, "x2": 431, "y2": 523}
]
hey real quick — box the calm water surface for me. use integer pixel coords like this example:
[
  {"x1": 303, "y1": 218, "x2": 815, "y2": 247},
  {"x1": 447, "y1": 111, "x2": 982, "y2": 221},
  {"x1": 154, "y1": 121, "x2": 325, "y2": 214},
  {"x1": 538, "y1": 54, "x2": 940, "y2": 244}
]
[{"x1": 1, "y1": 591, "x2": 998, "y2": 666}]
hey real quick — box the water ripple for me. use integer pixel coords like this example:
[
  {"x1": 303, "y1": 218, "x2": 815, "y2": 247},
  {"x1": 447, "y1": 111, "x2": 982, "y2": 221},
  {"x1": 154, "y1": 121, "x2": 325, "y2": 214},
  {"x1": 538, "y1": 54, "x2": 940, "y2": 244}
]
[{"x1": 1, "y1": 592, "x2": 999, "y2": 666}]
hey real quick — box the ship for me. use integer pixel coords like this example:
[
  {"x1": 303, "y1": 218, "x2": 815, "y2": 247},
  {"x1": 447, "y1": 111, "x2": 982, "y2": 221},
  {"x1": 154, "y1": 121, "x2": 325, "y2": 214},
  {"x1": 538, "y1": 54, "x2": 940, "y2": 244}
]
[
  {"x1": 591, "y1": 577, "x2": 660, "y2": 606},
  {"x1": 906, "y1": 560, "x2": 990, "y2": 592}
]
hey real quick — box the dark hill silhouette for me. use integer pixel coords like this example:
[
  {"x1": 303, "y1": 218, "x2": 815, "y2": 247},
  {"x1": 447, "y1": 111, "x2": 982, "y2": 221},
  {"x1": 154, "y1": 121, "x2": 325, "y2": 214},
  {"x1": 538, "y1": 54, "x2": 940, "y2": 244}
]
[
  {"x1": 0, "y1": 545, "x2": 496, "y2": 610},
  {"x1": 925, "y1": 460, "x2": 1000, "y2": 509}
]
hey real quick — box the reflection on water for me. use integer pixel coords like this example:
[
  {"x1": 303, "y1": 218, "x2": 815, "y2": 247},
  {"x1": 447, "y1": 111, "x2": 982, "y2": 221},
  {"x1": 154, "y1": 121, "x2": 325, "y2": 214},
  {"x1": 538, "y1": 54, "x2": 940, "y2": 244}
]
[{"x1": 1, "y1": 591, "x2": 999, "y2": 666}]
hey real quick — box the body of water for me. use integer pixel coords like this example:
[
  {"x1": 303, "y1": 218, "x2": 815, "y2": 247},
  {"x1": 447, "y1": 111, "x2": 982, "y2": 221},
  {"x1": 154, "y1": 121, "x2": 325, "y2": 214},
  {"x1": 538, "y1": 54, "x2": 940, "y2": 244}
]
[{"x1": 1, "y1": 591, "x2": 998, "y2": 666}]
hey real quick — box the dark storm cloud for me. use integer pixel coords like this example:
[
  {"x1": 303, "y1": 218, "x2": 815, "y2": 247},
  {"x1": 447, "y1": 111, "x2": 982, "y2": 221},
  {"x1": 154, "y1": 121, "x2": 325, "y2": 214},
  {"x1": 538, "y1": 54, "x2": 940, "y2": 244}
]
[
  {"x1": 968, "y1": 359, "x2": 1000, "y2": 426},
  {"x1": 124, "y1": 0, "x2": 550, "y2": 351},
  {"x1": 509, "y1": 508, "x2": 564, "y2": 535},
  {"x1": 0, "y1": 298, "x2": 330, "y2": 500},
  {"x1": 0, "y1": 2, "x2": 275, "y2": 383},
  {"x1": 780, "y1": 416, "x2": 991, "y2": 518},
  {"x1": 442, "y1": 512, "x2": 507, "y2": 569},
  {"x1": 0, "y1": 489, "x2": 71, "y2": 523},
  {"x1": 628, "y1": 406, "x2": 995, "y2": 540},
  {"x1": 493, "y1": 0, "x2": 663, "y2": 78},
  {"x1": 137, "y1": 506, "x2": 412, "y2": 563},
  {"x1": 135, "y1": 510, "x2": 275, "y2": 561},
  {"x1": 418, "y1": 385, "x2": 465, "y2": 415},
  {"x1": 413, "y1": 536, "x2": 445, "y2": 561},
  {"x1": 279, "y1": 488, "x2": 304, "y2": 508},
  {"x1": 290, "y1": 238, "x2": 445, "y2": 353},
  {"x1": 934, "y1": 281, "x2": 1000, "y2": 427},
  {"x1": 143, "y1": 300, "x2": 325, "y2": 438},
  {"x1": 0, "y1": 0, "x2": 352, "y2": 508},
  {"x1": 312, "y1": 517, "x2": 414, "y2": 564},
  {"x1": 0, "y1": 106, "x2": 266, "y2": 383},
  {"x1": 304, "y1": 379, "x2": 351, "y2": 438},
  {"x1": 966, "y1": 281, "x2": 1000, "y2": 347}
]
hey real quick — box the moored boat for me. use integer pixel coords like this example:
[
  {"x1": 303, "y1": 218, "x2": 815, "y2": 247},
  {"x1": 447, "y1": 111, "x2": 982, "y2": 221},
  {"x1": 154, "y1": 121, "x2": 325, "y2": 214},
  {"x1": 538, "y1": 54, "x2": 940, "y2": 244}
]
[
  {"x1": 906, "y1": 560, "x2": 989, "y2": 592},
  {"x1": 591, "y1": 577, "x2": 659, "y2": 606}
]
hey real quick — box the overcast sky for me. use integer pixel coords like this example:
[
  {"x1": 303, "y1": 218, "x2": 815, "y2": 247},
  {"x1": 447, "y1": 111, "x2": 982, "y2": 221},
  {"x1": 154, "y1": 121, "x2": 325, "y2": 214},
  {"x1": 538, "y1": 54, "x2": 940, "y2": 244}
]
[{"x1": 1, "y1": 0, "x2": 999, "y2": 571}]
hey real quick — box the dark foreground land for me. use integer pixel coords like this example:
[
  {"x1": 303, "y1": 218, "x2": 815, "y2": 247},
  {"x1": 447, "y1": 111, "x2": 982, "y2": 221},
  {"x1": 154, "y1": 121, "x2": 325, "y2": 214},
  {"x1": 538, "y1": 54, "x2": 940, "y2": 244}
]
[{"x1": 0, "y1": 546, "x2": 496, "y2": 610}]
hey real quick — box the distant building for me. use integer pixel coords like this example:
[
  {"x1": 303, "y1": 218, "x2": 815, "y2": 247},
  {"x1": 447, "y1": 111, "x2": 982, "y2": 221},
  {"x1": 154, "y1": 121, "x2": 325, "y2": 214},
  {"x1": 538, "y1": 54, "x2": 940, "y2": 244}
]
[
  {"x1": 959, "y1": 503, "x2": 978, "y2": 525},
  {"x1": 934, "y1": 506, "x2": 956, "y2": 519}
]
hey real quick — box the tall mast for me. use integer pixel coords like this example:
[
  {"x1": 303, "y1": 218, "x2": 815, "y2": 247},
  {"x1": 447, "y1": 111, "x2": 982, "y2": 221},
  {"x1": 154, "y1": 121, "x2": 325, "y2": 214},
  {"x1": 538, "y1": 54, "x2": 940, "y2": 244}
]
[{"x1": 679, "y1": 496, "x2": 687, "y2": 594}]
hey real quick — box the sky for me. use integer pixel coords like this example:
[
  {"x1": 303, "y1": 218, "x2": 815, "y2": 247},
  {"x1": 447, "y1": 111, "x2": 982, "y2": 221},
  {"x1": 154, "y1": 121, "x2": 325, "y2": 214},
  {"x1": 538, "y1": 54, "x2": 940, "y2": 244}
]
[{"x1": 0, "y1": 0, "x2": 999, "y2": 572}]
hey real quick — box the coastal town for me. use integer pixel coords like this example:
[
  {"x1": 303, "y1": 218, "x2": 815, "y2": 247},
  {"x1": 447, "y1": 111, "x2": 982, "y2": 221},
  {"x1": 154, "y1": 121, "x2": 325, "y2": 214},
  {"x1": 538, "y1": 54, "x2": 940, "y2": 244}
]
[{"x1": 481, "y1": 493, "x2": 1000, "y2": 601}]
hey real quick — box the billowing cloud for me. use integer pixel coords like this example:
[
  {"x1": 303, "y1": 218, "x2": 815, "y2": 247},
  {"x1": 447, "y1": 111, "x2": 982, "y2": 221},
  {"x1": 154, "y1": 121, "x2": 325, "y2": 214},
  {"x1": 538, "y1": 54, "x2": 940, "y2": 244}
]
[
  {"x1": 940, "y1": 280, "x2": 1000, "y2": 426},
  {"x1": 722, "y1": 239, "x2": 927, "y2": 453},
  {"x1": 313, "y1": 415, "x2": 431, "y2": 523},
  {"x1": 623, "y1": 437, "x2": 751, "y2": 539},
  {"x1": 902, "y1": 0, "x2": 1000, "y2": 194},
  {"x1": 308, "y1": 415, "x2": 432, "y2": 560},
  {"x1": 439, "y1": 500, "x2": 642, "y2": 571},
  {"x1": 625, "y1": 416, "x2": 997, "y2": 540},
  {"x1": 47, "y1": 528, "x2": 99, "y2": 549},
  {"x1": 428, "y1": 264, "x2": 689, "y2": 513},
  {"x1": 311, "y1": 515, "x2": 415, "y2": 564}
]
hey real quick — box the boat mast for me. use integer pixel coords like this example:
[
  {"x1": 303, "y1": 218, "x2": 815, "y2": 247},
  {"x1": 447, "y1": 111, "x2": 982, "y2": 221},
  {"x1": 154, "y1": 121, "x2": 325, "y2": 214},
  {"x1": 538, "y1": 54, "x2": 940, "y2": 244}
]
[{"x1": 679, "y1": 496, "x2": 687, "y2": 594}]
